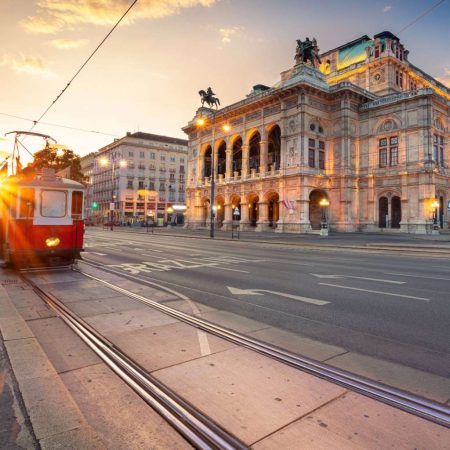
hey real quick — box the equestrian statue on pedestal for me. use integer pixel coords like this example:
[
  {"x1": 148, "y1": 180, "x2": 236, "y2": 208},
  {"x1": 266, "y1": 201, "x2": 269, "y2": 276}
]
[
  {"x1": 295, "y1": 37, "x2": 322, "y2": 67},
  {"x1": 199, "y1": 87, "x2": 221, "y2": 109}
]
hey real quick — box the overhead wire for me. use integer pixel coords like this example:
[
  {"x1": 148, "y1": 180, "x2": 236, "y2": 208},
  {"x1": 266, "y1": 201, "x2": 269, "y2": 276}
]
[
  {"x1": 29, "y1": 0, "x2": 139, "y2": 133},
  {"x1": 0, "y1": 112, "x2": 120, "y2": 137}
]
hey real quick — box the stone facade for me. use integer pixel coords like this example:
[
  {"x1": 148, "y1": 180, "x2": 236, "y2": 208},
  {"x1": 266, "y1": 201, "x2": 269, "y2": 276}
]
[
  {"x1": 91, "y1": 132, "x2": 188, "y2": 224},
  {"x1": 183, "y1": 32, "x2": 449, "y2": 234}
]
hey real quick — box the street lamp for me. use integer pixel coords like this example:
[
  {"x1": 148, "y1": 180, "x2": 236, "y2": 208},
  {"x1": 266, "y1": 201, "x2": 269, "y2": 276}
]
[
  {"x1": 319, "y1": 198, "x2": 330, "y2": 236},
  {"x1": 99, "y1": 157, "x2": 127, "y2": 231},
  {"x1": 196, "y1": 102, "x2": 231, "y2": 239}
]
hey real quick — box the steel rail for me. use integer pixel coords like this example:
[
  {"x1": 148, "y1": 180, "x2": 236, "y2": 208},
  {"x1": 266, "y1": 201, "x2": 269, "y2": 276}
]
[
  {"x1": 21, "y1": 272, "x2": 249, "y2": 450},
  {"x1": 77, "y1": 259, "x2": 450, "y2": 428}
]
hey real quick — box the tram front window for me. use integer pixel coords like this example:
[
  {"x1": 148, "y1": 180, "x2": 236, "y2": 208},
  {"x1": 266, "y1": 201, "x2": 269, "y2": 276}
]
[
  {"x1": 41, "y1": 190, "x2": 67, "y2": 218},
  {"x1": 19, "y1": 188, "x2": 35, "y2": 218}
]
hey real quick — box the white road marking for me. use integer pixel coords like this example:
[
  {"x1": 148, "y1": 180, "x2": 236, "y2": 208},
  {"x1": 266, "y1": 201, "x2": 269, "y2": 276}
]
[
  {"x1": 227, "y1": 286, "x2": 329, "y2": 306},
  {"x1": 311, "y1": 273, "x2": 405, "y2": 284},
  {"x1": 319, "y1": 283, "x2": 430, "y2": 302},
  {"x1": 384, "y1": 272, "x2": 450, "y2": 282},
  {"x1": 205, "y1": 266, "x2": 249, "y2": 273},
  {"x1": 89, "y1": 252, "x2": 107, "y2": 256}
]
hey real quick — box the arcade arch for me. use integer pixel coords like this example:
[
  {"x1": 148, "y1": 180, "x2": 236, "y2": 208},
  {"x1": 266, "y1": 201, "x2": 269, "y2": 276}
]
[
  {"x1": 268, "y1": 125, "x2": 281, "y2": 170},
  {"x1": 309, "y1": 190, "x2": 328, "y2": 230}
]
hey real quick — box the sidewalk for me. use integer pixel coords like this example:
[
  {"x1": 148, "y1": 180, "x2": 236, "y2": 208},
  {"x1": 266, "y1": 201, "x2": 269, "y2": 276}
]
[{"x1": 1, "y1": 265, "x2": 448, "y2": 449}]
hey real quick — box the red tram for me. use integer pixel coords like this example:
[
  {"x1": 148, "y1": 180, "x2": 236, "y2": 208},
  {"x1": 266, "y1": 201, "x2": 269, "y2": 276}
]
[{"x1": 0, "y1": 168, "x2": 85, "y2": 267}]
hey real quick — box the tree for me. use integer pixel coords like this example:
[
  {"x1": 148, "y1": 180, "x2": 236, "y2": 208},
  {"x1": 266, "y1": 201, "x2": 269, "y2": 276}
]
[{"x1": 31, "y1": 147, "x2": 86, "y2": 184}]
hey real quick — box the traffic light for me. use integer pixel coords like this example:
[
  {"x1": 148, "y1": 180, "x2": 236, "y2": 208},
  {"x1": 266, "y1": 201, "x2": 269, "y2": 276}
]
[{"x1": 92, "y1": 202, "x2": 99, "y2": 209}]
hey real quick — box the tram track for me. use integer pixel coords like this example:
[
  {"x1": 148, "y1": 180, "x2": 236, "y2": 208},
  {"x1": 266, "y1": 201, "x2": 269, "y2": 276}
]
[
  {"x1": 19, "y1": 259, "x2": 450, "y2": 433},
  {"x1": 72, "y1": 259, "x2": 450, "y2": 429},
  {"x1": 19, "y1": 268, "x2": 249, "y2": 450}
]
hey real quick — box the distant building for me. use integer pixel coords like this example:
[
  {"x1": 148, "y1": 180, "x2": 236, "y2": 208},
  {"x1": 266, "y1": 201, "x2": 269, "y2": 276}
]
[
  {"x1": 183, "y1": 32, "x2": 449, "y2": 233},
  {"x1": 80, "y1": 152, "x2": 96, "y2": 218},
  {"x1": 92, "y1": 132, "x2": 188, "y2": 224}
]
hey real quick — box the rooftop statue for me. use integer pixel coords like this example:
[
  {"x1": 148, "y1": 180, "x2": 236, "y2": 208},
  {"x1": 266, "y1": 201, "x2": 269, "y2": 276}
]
[
  {"x1": 295, "y1": 37, "x2": 322, "y2": 67},
  {"x1": 199, "y1": 87, "x2": 221, "y2": 109}
]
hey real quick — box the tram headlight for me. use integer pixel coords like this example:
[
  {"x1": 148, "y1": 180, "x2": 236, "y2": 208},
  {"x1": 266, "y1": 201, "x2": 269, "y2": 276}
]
[{"x1": 45, "y1": 237, "x2": 60, "y2": 247}]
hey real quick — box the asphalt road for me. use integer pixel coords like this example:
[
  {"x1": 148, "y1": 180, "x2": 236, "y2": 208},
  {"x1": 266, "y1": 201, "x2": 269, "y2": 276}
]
[{"x1": 83, "y1": 228, "x2": 450, "y2": 382}]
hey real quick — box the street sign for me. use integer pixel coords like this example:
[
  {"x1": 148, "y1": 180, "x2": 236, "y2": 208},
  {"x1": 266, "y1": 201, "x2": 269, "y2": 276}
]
[
  {"x1": 234, "y1": 207, "x2": 240, "y2": 216},
  {"x1": 109, "y1": 202, "x2": 115, "y2": 211}
]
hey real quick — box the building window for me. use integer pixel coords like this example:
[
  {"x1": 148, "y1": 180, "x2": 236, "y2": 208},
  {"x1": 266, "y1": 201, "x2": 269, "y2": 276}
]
[
  {"x1": 160, "y1": 155, "x2": 165, "y2": 161},
  {"x1": 179, "y1": 165, "x2": 185, "y2": 173},
  {"x1": 127, "y1": 180, "x2": 133, "y2": 189},
  {"x1": 180, "y1": 157, "x2": 185, "y2": 163},
  {"x1": 128, "y1": 151, "x2": 134, "y2": 157},
  {"x1": 308, "y1": 139, "x2": 315, "y2": 168},
  {"x1": 140, "y1": 151, "x2": 145, "y2": 158},
  {"x1": 138, "y1": 181, "x2": 144, "y2": 189},
  {"x1": 434, "y1": 134, "x2": 445, "y2": 166},
  {"x1": 379, "y1": 137, "x2": 398, "y2": 168},
  {"x1": 150, "y1": 152, "x2": 155, "y2": 160},
  {"x1": 374, "y1": 46, "x2": 380, "y2": 58},
  {"x1": 170, "y1": 156, "x2": 176, "y2": 163}
]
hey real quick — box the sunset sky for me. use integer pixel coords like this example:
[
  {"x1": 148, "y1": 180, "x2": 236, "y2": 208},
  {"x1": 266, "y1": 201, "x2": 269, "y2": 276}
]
[{"x1": 1, "y1": 0, "x2": 449, "y2": 161}]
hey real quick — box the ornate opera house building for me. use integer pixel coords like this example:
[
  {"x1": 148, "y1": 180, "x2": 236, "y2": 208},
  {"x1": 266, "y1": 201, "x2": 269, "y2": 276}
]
[{"x1": 183, "y1": 32, "x2": 449, "y2": 233}]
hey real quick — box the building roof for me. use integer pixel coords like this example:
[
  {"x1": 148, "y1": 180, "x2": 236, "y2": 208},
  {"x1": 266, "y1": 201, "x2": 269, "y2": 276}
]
[{"x1": 126, "y1": 132, "x2": 188, "y2": 146}]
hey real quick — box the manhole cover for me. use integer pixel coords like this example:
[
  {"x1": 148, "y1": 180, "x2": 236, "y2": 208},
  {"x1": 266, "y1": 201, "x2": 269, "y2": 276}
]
[{"x1": 1, "y1": 279, "x2": 19, "y2": 285}]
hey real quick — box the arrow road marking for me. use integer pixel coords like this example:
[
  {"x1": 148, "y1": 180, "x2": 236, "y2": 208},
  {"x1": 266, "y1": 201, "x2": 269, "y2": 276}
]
[
  {"x1": 318, "y1": 283, "x2": 430, "y2": 302},
  {"x1": 311, "y1": 274, "x2": 405, "y2": 284},
  {"x1": 227, "y1": 286, "x2": 329, "y2": 306}
]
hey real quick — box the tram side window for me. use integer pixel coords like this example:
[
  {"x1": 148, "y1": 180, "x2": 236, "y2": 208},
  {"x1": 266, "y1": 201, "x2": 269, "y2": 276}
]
[
  {"x1": 41, "y1": 190, "x2": 67, "y2": 218},
  {"x1": 71, "y1": 191, "x2": 83, "y2": 219},
  {"x1": 19, "y1": 188, "x2": 35, "y2": 218}
]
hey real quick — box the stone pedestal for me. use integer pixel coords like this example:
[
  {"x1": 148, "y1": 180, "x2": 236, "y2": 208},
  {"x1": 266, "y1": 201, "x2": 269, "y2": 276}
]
[{"x1": 283, "y1": 63, "x2": 329, "y2": 91}]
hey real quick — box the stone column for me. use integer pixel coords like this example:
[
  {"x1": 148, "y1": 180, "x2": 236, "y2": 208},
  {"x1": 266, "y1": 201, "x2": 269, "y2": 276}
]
[
  {"x1": 225, "y1": 149, "x2": 232, "y2": 180},
  {"x1": 197, "y1": 152, "x2": 204, "y2": 183},
  {"x1": 222, "y1": 201, "x2": 233, "y2": 230},
  {"x1": 259, "y1": 140, "x2": 268, "y2": 174},
  {"x1": 239, "y1": 202, "x2": 250, "y2": 230},
  {"x1": 241, "y1": 144, "x2": 249, "y2": 178},
  {"x1": 256, "y1": 201, "x2": 269, "y2": 232},
  {"x1": 212, "y1": 147, "x2": 218, "y2": 177}
]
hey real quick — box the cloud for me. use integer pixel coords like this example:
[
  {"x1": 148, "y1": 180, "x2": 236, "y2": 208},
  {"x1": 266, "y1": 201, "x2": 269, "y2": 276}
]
[
  {"x1": 219, "y1": 27, "x2": 240, "y2": 44},
  {"x1": 22, "y1": 0, "x2": 217, "y2": 34},
  {"x1": 50, "y1": 38, "x2": 89, "y2": 49},
  {"x1": 2, "y1": 54, "x2": 57, "y2": 78},
  {"x1": 436, "y1": 67, "x2": 450, "y2": 88},
  {"x1": 383, "y1": 5, "x2": 392, "y2": 13}
]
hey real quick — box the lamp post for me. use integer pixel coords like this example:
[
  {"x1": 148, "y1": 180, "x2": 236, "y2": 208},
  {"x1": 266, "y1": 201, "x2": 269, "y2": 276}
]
[
  {"x1": 319, "y1": 198, "x2": 330, "y2": 236},
  {"x1": 99, "y1": 157, "x2": 127, "y2": 231}
]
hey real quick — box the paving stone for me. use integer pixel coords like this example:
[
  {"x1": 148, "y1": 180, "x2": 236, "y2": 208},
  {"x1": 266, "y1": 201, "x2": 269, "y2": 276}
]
[
  {"x1": 0, "y1": 316, "x2": 34, "y2": 341},
  {"x1": 49, "y1": 286, "x2": 122, "y2": 302},
  {"x1": 27, "y1": 317, "x2": 101, "y2": 374},
  {"x1": 84, "y1": 306, "x2": 180, "y2": 337},
  {"x1": 18, "y1": 374, "x2": 85, "y2": 440},
  {"x1": 39, "y1": 426, "x2": 106, "y2": 450},
  {"x1": 5, "y1": 338, "x2": 56, "y2": 381},
  {"x1": 17, "y1": 305, "x2": 56, "y2": 321},
  {"x1": 201, "y1": 309, "x2": 270, "y2": 334},
  {"x1": 0, "y1": 296, "x2": 17, "y2": 318},
  {"x1": 326, "y1": 352, "x2": 450, "y2": 403},
  {"x1": 154, "y1": 346, "x2": 345, "y2": 444},
  {"x1": 252, "y1": 392, "x2": 450, "y2": 449},
  {"x1": 7, "y1": 291, "x2": 43, "y2": 309},
  {"x1": 59, "y1": 295, "x2": 145, "y2": 318},
  {"x1": 61, "y1": 364, "x2": 192, "y2": 450},
  {"x1": 114, "y1": 321, "x2": 236, "y2": 371},
  {"x1": 163, "y1": 299, "x2": 217, "y2": 315},
  {"x1": 249, "y1": 327, "x2": 347, "y2": 361}
]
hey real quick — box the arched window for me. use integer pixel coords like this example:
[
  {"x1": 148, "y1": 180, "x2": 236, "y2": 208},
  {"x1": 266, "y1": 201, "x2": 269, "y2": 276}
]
[{"x1": 268, "y1": 126, "x2": 281, "y2": 170}]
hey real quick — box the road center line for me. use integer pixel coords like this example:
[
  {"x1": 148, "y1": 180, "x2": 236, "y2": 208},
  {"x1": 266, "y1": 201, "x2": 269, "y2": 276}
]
[{"x1": 319, "y1": 283, "x2": 430, "y2": 301}]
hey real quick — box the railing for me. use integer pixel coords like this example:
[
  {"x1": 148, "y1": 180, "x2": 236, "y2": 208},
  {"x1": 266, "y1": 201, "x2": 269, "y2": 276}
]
[{"x1": 360, "y1": 88, "x2": 433, "y2": 110}]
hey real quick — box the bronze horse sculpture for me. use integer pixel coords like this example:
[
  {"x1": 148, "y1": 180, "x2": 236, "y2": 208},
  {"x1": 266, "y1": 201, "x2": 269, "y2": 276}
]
[{"x1": 199, "y1": 90, "x2": 221, "y2": 109}]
